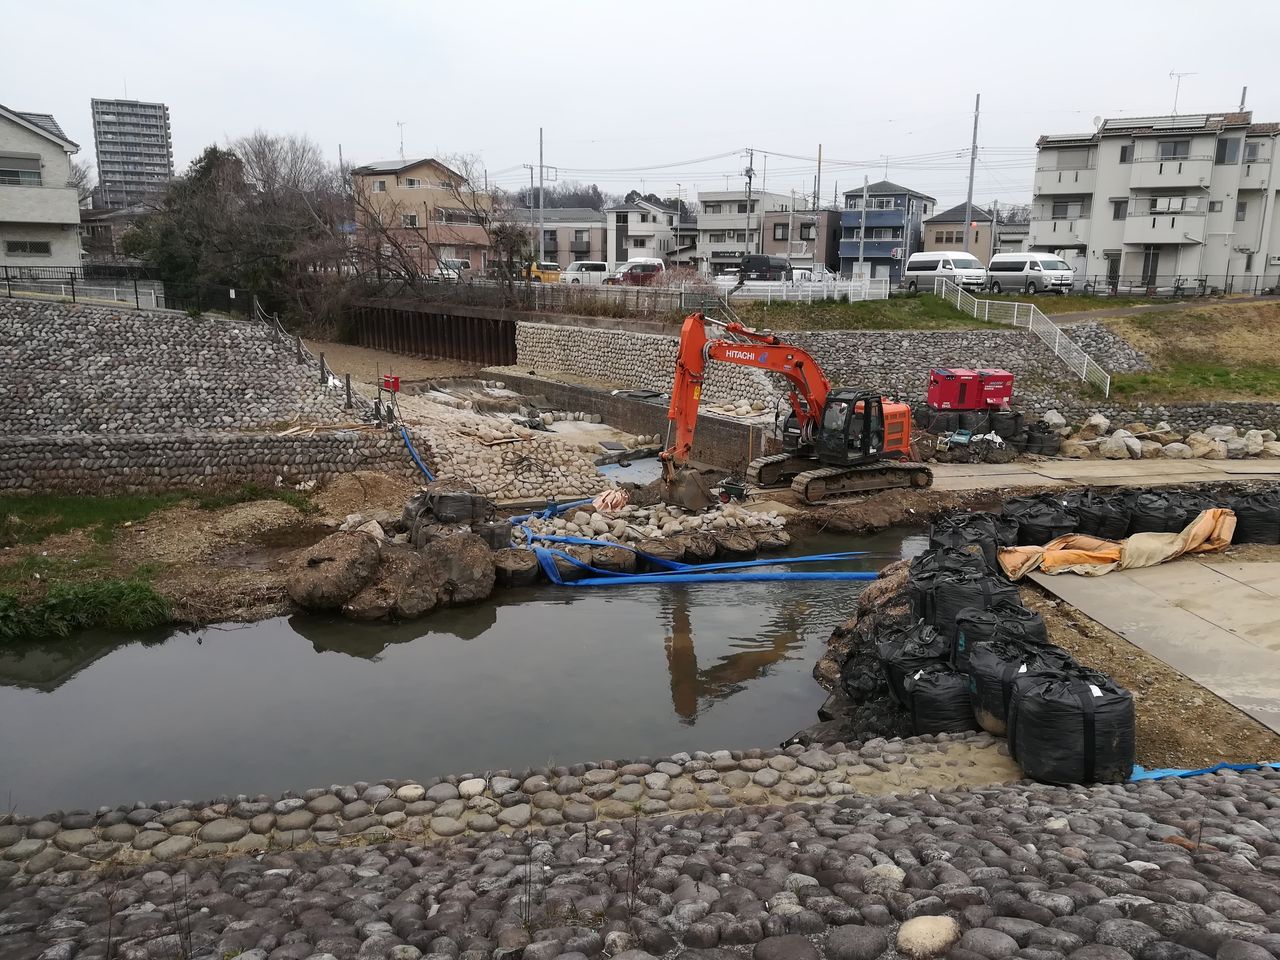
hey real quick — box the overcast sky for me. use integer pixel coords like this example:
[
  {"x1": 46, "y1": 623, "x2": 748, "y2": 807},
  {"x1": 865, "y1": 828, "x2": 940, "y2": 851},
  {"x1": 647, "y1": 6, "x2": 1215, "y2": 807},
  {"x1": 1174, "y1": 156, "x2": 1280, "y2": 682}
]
[{"x1": 5, "y1": 0, "x2": 1279, "y2": 209}]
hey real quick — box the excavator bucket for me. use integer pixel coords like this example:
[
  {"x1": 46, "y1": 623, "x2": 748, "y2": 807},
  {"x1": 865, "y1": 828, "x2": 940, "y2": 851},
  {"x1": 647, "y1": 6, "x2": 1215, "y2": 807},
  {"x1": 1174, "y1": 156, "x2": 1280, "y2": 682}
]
[{"x1": 662, "y1": 467, "x2": 718, "y2": 512}]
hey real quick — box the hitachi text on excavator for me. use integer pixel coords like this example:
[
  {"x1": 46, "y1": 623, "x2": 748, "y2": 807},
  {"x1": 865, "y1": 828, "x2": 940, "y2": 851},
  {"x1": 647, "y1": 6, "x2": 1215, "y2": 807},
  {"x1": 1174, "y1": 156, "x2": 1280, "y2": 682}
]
[{"x1": 658, "y1": 311, "x2": 933, "y2": 508}]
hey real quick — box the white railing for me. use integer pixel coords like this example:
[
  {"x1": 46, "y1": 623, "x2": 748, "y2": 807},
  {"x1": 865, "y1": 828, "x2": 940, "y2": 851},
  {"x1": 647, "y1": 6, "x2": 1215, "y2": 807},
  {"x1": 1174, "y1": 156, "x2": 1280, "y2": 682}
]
[
  {"x1": 0, "y1": 278, "x2": 163, "y2": 309},
  {"x1": 711, "y1": 278, "x2": 889, "y2": 303},
  {"x1": 934, "y1": 279, "x2": 1111, "y2": 396}
]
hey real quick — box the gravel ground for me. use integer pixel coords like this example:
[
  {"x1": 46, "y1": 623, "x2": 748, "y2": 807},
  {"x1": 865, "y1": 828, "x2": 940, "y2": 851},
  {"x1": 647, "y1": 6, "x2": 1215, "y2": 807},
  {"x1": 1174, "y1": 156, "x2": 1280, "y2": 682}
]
[
  {"x1": 305, "y1": 341, "x2": 483, "y2": 387},
  {"x1": 1, "y1": 763, "x2": 1278, "y2": 960}
]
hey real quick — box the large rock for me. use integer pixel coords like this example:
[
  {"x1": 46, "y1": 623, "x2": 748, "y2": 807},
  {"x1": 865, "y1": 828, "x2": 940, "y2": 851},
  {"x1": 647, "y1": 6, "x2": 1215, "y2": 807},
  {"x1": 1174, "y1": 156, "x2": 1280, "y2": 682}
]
[
  {"x1": 897, "y1": 916, "x2": 962, "y2": 958},
  {"x1": 1099, "y1": 433, "x2": 1136, "y2": 460},
  {"x1": 342, "y1": 545, "x2": 438, "y2": 621},
  {"x1": 1204, "y1": 425, "x2": 1238, "y2": 440},
  {"x1": 1162, "y1": 442, "x2": 1194, "y2": 459},
  {"x1": 1261, "y1": 441, "x2": 1280, "y2": 459},
  {"x1": 1077, "y1": 413, "x2": 1111, "y2": 440},
  {"x1": 1242, "y1": 430, "x2": 1265, "y2": 456},
  {"x1": 1186, "y1": 432, "x2": 1227, "y2": 460},
  {"x1": 286, "y1": 532, "x2": 381, "y2": 610},
  {"x1": 1225, "y1": 438, "x2": 1250, "y2": 459},
  {"x1": 422, "y1": 533, "x2": 496, "y2": 606},
  {"x1": 1150, "y1": 421, "x2": 1183, "y2": 444},
  {"x1": 1042, "y1": 410, "x2": 1067, "y2": 430},
  {"x1": 1138, "y1": 439, "x2": 1164, "y2": 459},
  {"x1": 1059, "y1": 439, "x2": 1094, "y2": 459}
]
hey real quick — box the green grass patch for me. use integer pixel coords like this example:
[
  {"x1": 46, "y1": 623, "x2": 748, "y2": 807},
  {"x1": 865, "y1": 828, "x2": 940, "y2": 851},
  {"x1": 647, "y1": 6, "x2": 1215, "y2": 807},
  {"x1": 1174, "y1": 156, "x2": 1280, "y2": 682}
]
[
  {"x1": 0, "y1": 580, "x2": 172, "y2": 643},
  {"x1": 736, "y1": 293, "x2": 1006, "y2": 331},
  {"x1": 0, "y1": 493, "x2": 184, "y2": 547},
  {"x1": 1108, "y1": 362, "x2": 1280, "y2": 401}
]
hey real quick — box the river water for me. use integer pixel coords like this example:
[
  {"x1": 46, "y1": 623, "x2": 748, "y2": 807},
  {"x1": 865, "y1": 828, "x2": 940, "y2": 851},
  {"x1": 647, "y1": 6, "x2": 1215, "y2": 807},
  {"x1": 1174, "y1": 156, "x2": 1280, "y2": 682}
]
[{"x1": 0, "y1": 531, "x2": 925, "y2": 813}]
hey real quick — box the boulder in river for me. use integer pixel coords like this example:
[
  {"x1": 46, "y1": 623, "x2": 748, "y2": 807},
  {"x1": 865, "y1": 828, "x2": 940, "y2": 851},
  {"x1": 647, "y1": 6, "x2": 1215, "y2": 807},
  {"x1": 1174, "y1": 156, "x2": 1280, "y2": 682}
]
[
  {"x1": 342, "y1": 546, "x2": 438, "y2": 621},
  {"x1": 285, "y1": 532, "x2": 382, "y2": 610},
  {"x1": 422, "y1": 532, "x2": 497, "y2": 606}
]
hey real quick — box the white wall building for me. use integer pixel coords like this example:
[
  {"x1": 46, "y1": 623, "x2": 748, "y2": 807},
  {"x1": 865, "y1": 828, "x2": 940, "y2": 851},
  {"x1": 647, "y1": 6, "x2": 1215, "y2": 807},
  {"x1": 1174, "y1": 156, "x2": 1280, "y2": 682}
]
[
  {"x1": 0, "y1": 104, "x2": 82, "y2": 270},
  {"x1": 696, "y1": 189, "x2": 795, "y2": 275},
  {"x1": 603, "y1": 199, "x2": 676, "y2": 269},
  {"x1": 1030, "y1": 110, "x2": 1280, "y2": 290}
]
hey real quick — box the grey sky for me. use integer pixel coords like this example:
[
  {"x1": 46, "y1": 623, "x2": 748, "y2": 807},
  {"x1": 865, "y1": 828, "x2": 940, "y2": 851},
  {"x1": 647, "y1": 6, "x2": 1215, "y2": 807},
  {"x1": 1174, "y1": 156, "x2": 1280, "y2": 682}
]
[{"x1": 5, "y1": 0, "x2": 1278, "y2": 208}]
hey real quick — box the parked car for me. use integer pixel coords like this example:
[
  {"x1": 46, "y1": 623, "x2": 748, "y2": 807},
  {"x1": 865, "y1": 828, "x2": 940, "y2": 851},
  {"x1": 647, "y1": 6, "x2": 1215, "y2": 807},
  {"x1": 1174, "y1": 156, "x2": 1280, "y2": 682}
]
[
  {"x1": 432, "y1": 258, "x2": 473, "y2": 280},
  {"x1": 604, "y1": 258, "x2": 666, "y2": 286},
  {"x1": 902, "y1": 251, "x2": 986, "y2": 291},
  {"x1": 986, "y1": 252, "x2": 1075, "y2": 294},
  {"x1": 523, "y1": 261, "x2": 561, "y2": 283},
  {"x1": 559, "y1": 261, "x2": 609, "y2": 285},
  {"x1": 740, "y1": 254, "x2": 789, "y2": 281}
]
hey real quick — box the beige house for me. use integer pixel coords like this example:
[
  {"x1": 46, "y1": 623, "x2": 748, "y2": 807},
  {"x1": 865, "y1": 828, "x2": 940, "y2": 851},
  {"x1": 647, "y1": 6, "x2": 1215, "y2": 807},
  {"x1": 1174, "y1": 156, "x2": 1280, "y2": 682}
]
[
  {"x1": 923, "y1": 203, "x2": 994, "y2": 257},
  {"x1": 0, "y1": 104, "x2": 82, "y2": 269},
  {"x1": 350, "y1": 157, "x2": 491, "y2": 275}
]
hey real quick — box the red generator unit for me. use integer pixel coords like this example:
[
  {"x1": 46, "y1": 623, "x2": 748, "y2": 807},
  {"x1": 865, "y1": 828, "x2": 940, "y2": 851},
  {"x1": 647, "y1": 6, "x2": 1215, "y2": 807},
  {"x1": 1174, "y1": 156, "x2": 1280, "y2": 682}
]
[
  {"x1": 927, "y1": 367, "x2": 981, "y2": 410},
  {"x1": 976, "y1": 368, "x2": 1015, "y2": 408}
]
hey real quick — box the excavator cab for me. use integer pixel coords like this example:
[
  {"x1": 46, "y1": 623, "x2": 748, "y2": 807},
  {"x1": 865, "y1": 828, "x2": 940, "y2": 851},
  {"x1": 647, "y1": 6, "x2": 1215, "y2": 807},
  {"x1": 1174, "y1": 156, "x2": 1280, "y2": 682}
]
[{"x1": 815, "y1": 390, "x2": 887, "y2": 466}]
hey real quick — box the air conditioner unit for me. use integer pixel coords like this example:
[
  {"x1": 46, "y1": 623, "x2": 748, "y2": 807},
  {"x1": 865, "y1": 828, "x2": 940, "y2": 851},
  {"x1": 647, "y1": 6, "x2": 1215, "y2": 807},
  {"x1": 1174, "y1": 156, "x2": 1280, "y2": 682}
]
[{"x1": 1270, "y1": 254, "x2": 1280, "y2": 266}]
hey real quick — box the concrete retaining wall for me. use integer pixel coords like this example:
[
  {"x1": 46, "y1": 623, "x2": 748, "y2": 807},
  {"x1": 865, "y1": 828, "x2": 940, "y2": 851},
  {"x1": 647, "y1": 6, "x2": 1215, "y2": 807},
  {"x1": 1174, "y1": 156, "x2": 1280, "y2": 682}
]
[{"x1": 0, "y1": 430, "x2": 423, "y2": 494}]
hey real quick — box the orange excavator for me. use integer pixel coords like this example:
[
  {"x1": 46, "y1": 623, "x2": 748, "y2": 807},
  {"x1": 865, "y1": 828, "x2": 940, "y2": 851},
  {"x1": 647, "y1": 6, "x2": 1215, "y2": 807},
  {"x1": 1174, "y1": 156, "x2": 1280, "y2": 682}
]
[{"x1": 659, "y1": 310, "x2": 932, "y2": 507}]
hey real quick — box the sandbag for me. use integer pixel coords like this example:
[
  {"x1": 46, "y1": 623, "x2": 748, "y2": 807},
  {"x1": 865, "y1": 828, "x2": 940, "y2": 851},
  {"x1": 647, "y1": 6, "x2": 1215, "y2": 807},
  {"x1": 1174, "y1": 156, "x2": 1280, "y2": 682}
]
[
  {"x1": 1007, "y1": 668, "x2": 1135, "y2": 784},
  {"x1": 967, "y1": 639, "x2": 1077, "y2": 735},
  {"x1": 1230, "y1": 491, "x2": 1280, "y2": 545},
  {"x1": 932, "y1": 572, "x2": 1021, "y2": 641},
  {"x1": 635, "y1": 538, "x2": 685, "y2": 571},
  {"x1": 903, "y1": 663, "x2": 980, "y2": 735},
  {"x1": 1071, "y1": 490, "x2": 1131, "y2": 540},
  {"x1": 907, "y1": 547, "x2": 989, "y2": 622},
  {"x1": 929, "y1": 512, "x2": 1017, "y2": 571},
  {"x1": 958, "y1": 409, "x2": 990, "y2": 433},
  {"x1": 473, "y1": 519, "x2": 513, "y2": 550},
  {"x1": 874, "y1": 621, "x2": 951, "y2": 707},
  {"x1": 680, "y1": 532, "x2": 718, "y2": 562},
  {"x1": 493, "y1": 547, "x2": 541, "y2": 588},
  {"x1": 1012, "y1": 501, "x2": 1078, "y2": 546},
  {"x1": 1127, "y1": 492, "x2": 1188, "y2": 535},
  {"x1": 990, "y1": 410, "x2": 1024, "y2": 440},
  {"x1": 952, "y1": 600, "x2": 1048, "y2": 673}
]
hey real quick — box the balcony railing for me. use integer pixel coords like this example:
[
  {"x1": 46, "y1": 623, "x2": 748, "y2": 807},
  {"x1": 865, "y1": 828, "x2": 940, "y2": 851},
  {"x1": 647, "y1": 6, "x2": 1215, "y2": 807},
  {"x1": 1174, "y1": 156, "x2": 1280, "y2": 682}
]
[
  {"x1": 1035, "y1": 161, "x2": 1097, "y2": 171},
  {"x1": 569, "y1": 240, "x2": 591, "y2": 252}
]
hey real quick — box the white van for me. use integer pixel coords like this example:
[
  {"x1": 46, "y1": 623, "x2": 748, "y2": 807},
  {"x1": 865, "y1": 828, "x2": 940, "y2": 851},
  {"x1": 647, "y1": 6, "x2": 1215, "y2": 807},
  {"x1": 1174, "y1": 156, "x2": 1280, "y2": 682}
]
[
  {"x1": 903, "y1": 251, "x2": 986, "y2": 291},
  {"x1": 985, "y1": 253, "x2": 1075, "y2": 294},
  {"x1": 559, "y1": 261, "x2": 609, "y2": 285}
]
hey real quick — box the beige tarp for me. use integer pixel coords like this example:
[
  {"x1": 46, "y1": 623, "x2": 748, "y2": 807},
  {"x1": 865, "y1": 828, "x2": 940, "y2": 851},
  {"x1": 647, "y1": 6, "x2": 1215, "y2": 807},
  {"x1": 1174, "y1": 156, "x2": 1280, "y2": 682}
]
[{"x1": 998, "y1": 508, "x2": 1237, "y2": 580}]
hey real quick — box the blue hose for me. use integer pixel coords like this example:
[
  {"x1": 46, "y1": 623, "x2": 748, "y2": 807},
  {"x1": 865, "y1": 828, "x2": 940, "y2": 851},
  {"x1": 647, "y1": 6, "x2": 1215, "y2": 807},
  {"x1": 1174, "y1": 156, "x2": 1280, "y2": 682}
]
[
  {"x1": 569, "y1": 571, "x2": 879, "y2": 586},
  {"x1": 400, "y1": 425, "x2": 436, "y2": 482}
]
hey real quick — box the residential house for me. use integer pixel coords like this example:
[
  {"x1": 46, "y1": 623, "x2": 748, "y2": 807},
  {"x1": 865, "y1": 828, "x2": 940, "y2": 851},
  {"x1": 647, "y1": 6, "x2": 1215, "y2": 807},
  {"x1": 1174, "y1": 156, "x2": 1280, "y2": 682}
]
[
  {"x1": 604, "y1": 199, "x2": 676, "y2": 268},
  {"x1": 1030, "y1": 110, "x2": 1280, "y2": 288},
  {"x1": 695, "y1": 189, "x2": 794, "y2": 275},
  {"x1": 80, "y1": 205, "x2": 147, "y2": 262},
  {"x1": 993, "y1": 220, "x2": 1029, "y2": 254},
  {"x1": 924, "y1": 203, "x2": 993, "y2": 256},
  {"x1": 0, "y1": 104, "x2": 82, "y2": 269},
  {"x1": 761, "y1": 205, "x2": 842, "y2": 274},
  {"x1": 90, "y1": 98, "x2": 174, "y2": 209},
  {"x1": 511, "y1": 207, "x2": 607, "y2": 266},
  {"x1": 838, "y1": 180, "x2": 936, "y2": 283},
  {"x1": 349, "y1": 157, "x2": 491, "y2": 275}
]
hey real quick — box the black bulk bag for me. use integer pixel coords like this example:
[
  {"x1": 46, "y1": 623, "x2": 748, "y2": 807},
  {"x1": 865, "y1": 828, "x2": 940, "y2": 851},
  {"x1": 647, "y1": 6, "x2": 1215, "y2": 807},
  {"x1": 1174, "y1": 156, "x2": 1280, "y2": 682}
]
[
  {"x1": 958, "y1": 409, "x2": 991, "y2": 433},
  {"x1": 903, "y1": 662, "x2": 980, "y2": 735},
  {"x1": 1127, "y1": 492, "x2": 1188, "y2": 535},
  {"x1": 929, "y1": 512, "x2": 1017, "y2": 571},
  {"x1": 967, "y1": 640, "x2": 1077, "y2": 735},
  {"x1": 1007, "y1": 668, "x2": 1136, "y2": 784},
  {"x1": 1072, "y1": 490, "x2": 1131, "y2": 540},
  {"x1": 953, "y1": 600, "x2": 1049, "y2": 673},
  {"x1": 932, "y1": 572, "x2": 1022, "y2": 642},
  {"x1": 990, "y1": 410, "x2": 1024, "y2": 440},
  {"x1": 924, "y1": 410, "x2": 960, "y2": 434},
  {"x1": 907, "y1": 547, "x2": 989, "y2": 622},
  {"x1": 876, "y1": 621, "x2": 951, "y2": 708},
  {"x1": 1012, "y1": 500, "x2": 1078, "y2": 546},
  {"x1": 1230, "y1": 492, "x2": 1280, "y2": 545}
]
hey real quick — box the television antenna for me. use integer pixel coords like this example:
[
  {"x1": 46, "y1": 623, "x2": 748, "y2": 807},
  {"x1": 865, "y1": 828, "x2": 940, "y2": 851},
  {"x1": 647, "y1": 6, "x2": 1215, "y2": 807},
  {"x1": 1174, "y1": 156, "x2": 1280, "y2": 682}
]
[
  {"x1": 1168, "y1": 70, "x2": 1196, "y2": 114},
  {"x1": 396, "y1": 121, "x2": 406, "y2": 161}
]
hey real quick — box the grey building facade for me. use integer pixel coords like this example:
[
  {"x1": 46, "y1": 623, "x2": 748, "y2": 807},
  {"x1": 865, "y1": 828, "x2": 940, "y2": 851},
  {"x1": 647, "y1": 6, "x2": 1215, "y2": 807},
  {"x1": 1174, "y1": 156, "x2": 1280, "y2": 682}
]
[{"x1": 90, "y1": 98, "x2": 174, "y2": 208}]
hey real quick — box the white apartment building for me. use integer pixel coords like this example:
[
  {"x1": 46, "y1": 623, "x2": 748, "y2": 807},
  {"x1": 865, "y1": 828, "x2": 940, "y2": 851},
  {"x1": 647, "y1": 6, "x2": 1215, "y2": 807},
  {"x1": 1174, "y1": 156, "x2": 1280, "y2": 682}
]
[
  {"x1": 696, "y1": 189, "x2": 795, "y2": 275},
  {"x1": 603, "y1": 199, "x2": 677, "y2": 268},
  {"x1": 0, "y1": 104, "x2": 82, "y2": 269},
  {"x1": 1030, "y1": 110, "x2": 1280, "y2": 290}
]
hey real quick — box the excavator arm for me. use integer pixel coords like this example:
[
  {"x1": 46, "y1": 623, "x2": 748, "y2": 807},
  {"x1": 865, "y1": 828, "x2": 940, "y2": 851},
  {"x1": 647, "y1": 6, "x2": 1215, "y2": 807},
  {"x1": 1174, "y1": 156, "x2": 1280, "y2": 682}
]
[{"x1": 659, "y1": 311, "x2": 836, "y2": 507}]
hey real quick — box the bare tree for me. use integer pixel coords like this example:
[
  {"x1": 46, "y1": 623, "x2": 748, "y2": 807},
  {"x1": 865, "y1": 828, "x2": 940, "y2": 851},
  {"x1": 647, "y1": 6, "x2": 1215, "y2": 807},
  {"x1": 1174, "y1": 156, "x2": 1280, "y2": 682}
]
[{"x1": 69, "y1": 159, "x2": 95, "y2": 206}]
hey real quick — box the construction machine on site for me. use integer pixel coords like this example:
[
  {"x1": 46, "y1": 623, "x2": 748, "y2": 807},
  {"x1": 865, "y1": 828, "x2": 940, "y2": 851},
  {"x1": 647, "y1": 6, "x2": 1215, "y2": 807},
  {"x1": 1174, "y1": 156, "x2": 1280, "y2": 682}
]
[{"x1": 659, "y1": 310, "x2": 932, "y2": 509}]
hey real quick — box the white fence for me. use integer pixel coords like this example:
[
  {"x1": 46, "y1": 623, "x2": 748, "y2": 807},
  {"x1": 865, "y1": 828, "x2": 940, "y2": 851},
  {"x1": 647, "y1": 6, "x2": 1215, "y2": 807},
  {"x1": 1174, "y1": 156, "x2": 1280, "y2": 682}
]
[
  {"x1": 1, "y1": 278, "x2": 164, "y2": 309},
  {"x1": 711, "y1": 278, "x2": 889, "y2": 303},
  {"x1": 934, "y1": 279, "x2": 1111, "y2": 396}
]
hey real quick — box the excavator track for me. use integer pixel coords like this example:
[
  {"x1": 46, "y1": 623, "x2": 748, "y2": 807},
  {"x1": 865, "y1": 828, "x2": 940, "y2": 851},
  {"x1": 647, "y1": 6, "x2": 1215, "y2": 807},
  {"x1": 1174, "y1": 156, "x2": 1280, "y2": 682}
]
[
  {"x1": 746, "y1": 453, "x2": 807, "y2": 487},
  {"x1": 790, "y1": 461, "x2": 933, "y2": 504}
]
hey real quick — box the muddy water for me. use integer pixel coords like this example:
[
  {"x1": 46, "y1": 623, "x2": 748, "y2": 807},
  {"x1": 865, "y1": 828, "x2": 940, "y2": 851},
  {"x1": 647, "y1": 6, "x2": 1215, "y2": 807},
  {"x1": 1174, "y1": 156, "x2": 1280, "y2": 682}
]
[{"x1": 0, "y1": 531, "x2": 926, "y2": 813}]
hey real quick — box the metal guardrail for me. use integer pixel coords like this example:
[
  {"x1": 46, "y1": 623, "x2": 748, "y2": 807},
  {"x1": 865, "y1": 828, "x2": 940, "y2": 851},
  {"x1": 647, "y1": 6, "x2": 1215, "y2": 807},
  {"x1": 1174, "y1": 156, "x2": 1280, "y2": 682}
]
[
  {"x1": 934, "y1": 279, "x2": 1111, "y2": 396},
  {"x1": 253, "y1": 297, "x2": 375, "y2": 416},
  {"x1": 710, "y1": 278, "x2": 889, "y2": 303},
  {"x1": 0, "y1": 275, "x2": 164, "y2": 309}
]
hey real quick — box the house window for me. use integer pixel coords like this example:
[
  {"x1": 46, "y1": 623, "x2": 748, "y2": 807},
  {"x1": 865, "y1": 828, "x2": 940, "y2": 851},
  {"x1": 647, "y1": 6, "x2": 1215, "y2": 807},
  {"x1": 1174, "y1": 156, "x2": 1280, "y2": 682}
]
[
  {"x1": 5, "y1": 240, "x2": 52, "y2": 256},
  {"x1": 773, "y1": 223, "x2": 789, "y2": 241},
  {"x1": 372, "y1": 180, "x2": 387, "y2": 193},
  {"x1": 1215, "y1": 138, "x2": 1241, "y2": 165},
  {"x1": 750, "y1": 201, "x2": 757, "y2": 212},
  {"x1": 639, "y1": 213, "x2": 650, "y2": 223},
  {"x1": 1057, "y1": 148, "x2": 1091, "y2": 170},
  {"x1": 800, "y1": 224, "x2": 815, "y2": 240},
  {"x1": 1158, "y1": 140, "x2": 1190, "y2": 159},
  {"x1": 709, "y1": 232, "x2": 725, "y2": 243},
  {"x1": 402, "y1": 178, "x2": 423, "y2": 188},
  {"x1": 935, "y1": 231, "x2": 945, "y2": 243},
  {"x1": 737, "y1": 202, "x2": 748, "y2": 214},
  {"x1": 632, "y1": 237, "x2": 647, "y2": 248},
  {"x1": 402, "y1": 213, "x2": 419, "y2": 228},
  {"x1": 1119, "y1": 143, "x2": 1134, "y2": 164},
  {"x1": 704, "y1": 203, "x2": 721, "y2": 214},
  {"x1": 543, "y1": 230, "x2": 556, "y2": 247},
  {"x1": 1245, "y1": 253, "x2": 1254, "y2": 272},
  {"x1": 1051, "y1": 200, "x2": 1082, "y2": 219},
  {"x1": 1112, "y1": 200, "x2": 1127, "y2": 220},
  {"x1": 615, "y1": 212, "x2": 628, "y2": 225},
  {"x1": 1209, "y1": 200, "x2": 1223, "y2": 212},
  {"x1": 573, "y1": 229, "x2": 588, "y2": 242},
  {"x1": 0, "y1": 155, "x2": 42, "y2": 186},
  {"x1": 1236, "y1": 200, "x2": 1248, "y2": 221},
  {"x1": 1244, "y1": 141, "x2": 1262, "y2": 162}
]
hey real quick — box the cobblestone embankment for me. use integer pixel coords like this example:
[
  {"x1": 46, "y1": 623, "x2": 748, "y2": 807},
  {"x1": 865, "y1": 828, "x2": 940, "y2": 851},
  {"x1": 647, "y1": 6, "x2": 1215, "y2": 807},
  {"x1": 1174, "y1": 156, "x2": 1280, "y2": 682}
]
[{"x1": 2, "y1": 756, "x2": 1278, "y2": 960}]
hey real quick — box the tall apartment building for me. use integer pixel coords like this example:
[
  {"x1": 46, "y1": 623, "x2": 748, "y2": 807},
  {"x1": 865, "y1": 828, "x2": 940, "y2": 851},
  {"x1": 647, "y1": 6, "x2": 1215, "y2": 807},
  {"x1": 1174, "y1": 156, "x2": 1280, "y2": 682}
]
[
  {"x1": 1030, "y1": 110, "x2": 1280, "y2": 289},
  {"x1": 90, "y1": 98, "x2": 174, "y2": 208}
]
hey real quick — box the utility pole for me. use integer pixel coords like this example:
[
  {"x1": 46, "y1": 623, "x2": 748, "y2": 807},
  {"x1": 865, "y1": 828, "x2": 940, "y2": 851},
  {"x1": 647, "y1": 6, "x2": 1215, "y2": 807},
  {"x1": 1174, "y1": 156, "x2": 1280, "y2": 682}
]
[
  {"x1": 990, "y1": 199, "x2": 998, "y2": 259},
  {"x1": 814, "y1": 144, "x2": 823, "y2": 212},
  {"x1": 858, "y1": 176, "x2": 868, "y2": 278},
  {"x1": 538, "y1": 127, "x2": 545, "y2": 263},
  {"x1": 962, "y1": 93, "x2": 980, "y2": 253},
  {"x1": 396, "y1": 121, "x2": 406, "y2": 162},
  {"x1": 744, "y1": 149, "x2": 755, "y2": 257},
  {"x1": 789, "y1": 189, "x2": 796, "y2": 260}
]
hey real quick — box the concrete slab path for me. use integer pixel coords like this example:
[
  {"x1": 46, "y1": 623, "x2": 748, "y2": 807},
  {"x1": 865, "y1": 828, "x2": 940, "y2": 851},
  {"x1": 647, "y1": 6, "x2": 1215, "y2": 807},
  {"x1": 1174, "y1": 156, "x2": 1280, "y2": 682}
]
[
  {"x1": 930, "y1": 458, "x2": 1280, "y2": 491},
  {"x1": 1031, "y1": 561, "x2": 1280, "y2": 735}
]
